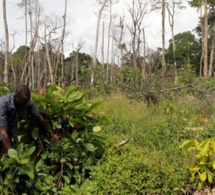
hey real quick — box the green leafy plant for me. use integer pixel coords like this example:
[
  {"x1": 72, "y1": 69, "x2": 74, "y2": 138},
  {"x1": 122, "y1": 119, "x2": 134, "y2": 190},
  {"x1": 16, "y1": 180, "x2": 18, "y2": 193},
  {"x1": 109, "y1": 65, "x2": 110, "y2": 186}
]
[
  {"x1": 0, "y1": 145, "x2": 36, "y2": 194},
  {"x1": 91, "y1": 145, "x2": 188, "y2": 195},
  {"x1": 180, "y1": 138, "x2": 215, "y2": 190},
  {"x1": 0, "y1": 84, "x2": 109, "y2": 194}
]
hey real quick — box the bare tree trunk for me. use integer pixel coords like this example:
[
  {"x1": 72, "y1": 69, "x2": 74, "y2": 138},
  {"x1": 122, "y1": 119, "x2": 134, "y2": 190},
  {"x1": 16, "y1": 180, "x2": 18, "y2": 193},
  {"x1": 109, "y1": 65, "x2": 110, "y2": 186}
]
[
  {"x1": 203, "y1": 0, "x2": 208, "y2": 77},
  {"x1": 45, "y1": 39, "x2": 54, "y2": 83},
  {"x1": 73, "y1": 40, "x2": 84, "y2": 85},
  {"x1": 118, "y1": 17, "x2": 124, "y2": 68},
  {"x1": 209, "y1": 40, "x2": 215, "y2": 77},
  {"x1": 28, "y1": 0, "x2": 33, "y2": 87},
  {"x1": 31, "y1": 0, "x2": 39, "y2": 89},
  {"x1": 101, "y1": 21, "x2": 105, "y2": 66},
  {"x1": 127, "y1": 0, "x2": 147, "y2": 70},
  {"x1": 199, "y1": 5, "x2": 203, "y2": 77},
  {"x1": 75, "y1": 52, "x2": 79, "y2": 84},
  {"x1": 3, "y1": 0, "x2": 9, "y2": 83},
  {"x1": 161, "y1": 0, "x2": 167, "y2": 76},
  {"x1": 93, "y1": 0, "x2": 109, "y2": 66},
  {"x1": 106, "y1": 0, "x2": 112, "y2": 82},
  {"x1": 166, "y1": 2, "x2": 178, "y2": 82},
  {"x1": 92, "y1": 0, "x2": 109, "y2": 86},
  {"x1": 60, "y1": 0, "x2": 67, "y2": 87},
  {"x1": 141, "y1": 28, "x2": 147, "y2": 79},
  {"x1": 10, "y1": 33, "x2": 16, "y2": 85},
  {"x1": 24, "y1": 0, "x2": 28, "y2": 46},
  {"x1": 35, "y1": 51, "x2": 41, "y2": 89},
  {"x1": 20, "y1": 0, "x2": 39, "y2": 89}
]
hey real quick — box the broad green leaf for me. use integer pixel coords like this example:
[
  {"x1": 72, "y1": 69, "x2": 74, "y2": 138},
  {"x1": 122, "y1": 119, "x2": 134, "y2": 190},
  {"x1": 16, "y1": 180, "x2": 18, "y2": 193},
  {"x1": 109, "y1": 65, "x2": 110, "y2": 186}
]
[
  {"x1": 65, "y1": 85, "x2": 77, "y2": 98},
  {"x1": 53, "y1": 121, "x2": 62, "y2": 129},
  {"x1": 69, "y1": 118, "x2": 75, "y2": 127},
  {"x1": 25, "y1": 146, "x2": 36, "y2": 157},
  {"x1": 52, "y1": 103, "x2": 64, "y2": 110},
  {"x1": 35, "y1": 159, "x2": 44, "y2": 172},
  {"x1": 190, "y1": 166, "x2": 200, "y2": 172},
  {"x1": 65, "y1": 162, "x2": 73, "y2": 169},
  {"x1": 188, "y1": 147, "x2": 197, "y2": 152},
  {"x1": 199, "y1": 172, "x2": 207, "y2": 182},
  {"x1": 17, "y1": 167, "x2": 26, "y2": 175},
  {"x1": 16, "y1": 143, "x2": 24, "y2": 153},
  {"x1": 60, "y1": 158, "x2": 67, "y2": 163},
  {"x1": 207, "y1": 172, "x2": 213, "y2": 183},
  {"x1": 211, "y1": 138, "x2": 215, "y2": 151},
  {"x1": 19, "y1": 159, "x2": 29, "y2": 164},
  {"x1": 41, "y1": 152, "x2": 48, "y2": 160},
  {"x1": 53, "y1": 91, "x2": 65, "y2": 101},
  {"x1": 93, "y1": 126, "x2": 101, "y2": 132},
  {"x1": 212, "y1": 161, "x2": 215, "y2": 169},
  {"x1": 71, "y1": 132, "x2": 79, "y2": 140},
  {"x1": 3, "y1": 158, "x2": 16, "y2": 170},
  {"x1": 44, "y1": 175, "x2": 53, "y2": 184},
  {"x1": 190, "y1": 173, "x2": 195, "y2": 182},
  {"x1": 63, "y1": 175, "x2": 70, "y2": 184},
  {"x1": 74, "y1": 104, "x2": 89, "y2": 111},
  {"x1": 35, "y1": 179, "x2": 42, "y2": 190},
  {"x1": 63, "y1": 143, "x2": 70, "y2": 150},
  {"x1": 179, "y1": 140, "x2": 197, "y2": 149},
  {"x1": 197, "y1": 181, "x2": 202, "y2": 190},
  {"x1": 199, "y1": 160, "x2": 207, "y2": 165},
  {"x1": 88, "y1": 102, "x2": 101, "y2": 111},
  {"x1": 8, "y1": 149, "x2": 18, "y2": 158},
  {"x1": 200, "y1": 141, "x2": 210, "y2": 156},
  {"x1": 31, "y1": 128, "x2": 39, "y2": 140},
  {"x1": 84, "y1": 143, "x2": 96, "y2": 151},
  {"x1": 67, "y1": 91, "x2": 85, "y2": 102},
  {"x1": 195, "y1": 153, "x2": 202, "y2": 159}
]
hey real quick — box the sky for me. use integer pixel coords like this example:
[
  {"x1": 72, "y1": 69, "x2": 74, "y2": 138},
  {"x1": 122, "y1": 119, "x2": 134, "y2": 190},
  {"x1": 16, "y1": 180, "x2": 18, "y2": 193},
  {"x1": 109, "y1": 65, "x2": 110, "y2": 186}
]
[{"x1": 0, "y1": 0, "x2": 200, "y2": 58}]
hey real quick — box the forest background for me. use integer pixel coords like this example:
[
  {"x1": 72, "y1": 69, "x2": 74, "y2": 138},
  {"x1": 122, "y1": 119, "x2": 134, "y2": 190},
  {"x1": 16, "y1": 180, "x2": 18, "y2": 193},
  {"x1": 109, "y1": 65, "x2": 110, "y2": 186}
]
[{"x1": 0, "y1": 0, "x2": 215, "y2": 194}]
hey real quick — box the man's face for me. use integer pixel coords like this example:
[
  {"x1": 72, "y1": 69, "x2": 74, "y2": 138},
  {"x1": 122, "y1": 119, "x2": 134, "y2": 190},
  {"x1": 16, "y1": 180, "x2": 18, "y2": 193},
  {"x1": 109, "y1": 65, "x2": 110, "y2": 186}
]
[{"x1": 14, "y1": 94, "x2": 30, "y2": 106}]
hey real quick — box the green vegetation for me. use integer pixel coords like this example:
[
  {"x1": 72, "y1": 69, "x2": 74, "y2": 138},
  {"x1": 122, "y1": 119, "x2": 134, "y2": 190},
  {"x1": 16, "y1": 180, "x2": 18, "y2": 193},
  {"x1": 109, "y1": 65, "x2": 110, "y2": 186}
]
[{"x1": 1, "y1": 76, "x2": 215, "y2": 194}]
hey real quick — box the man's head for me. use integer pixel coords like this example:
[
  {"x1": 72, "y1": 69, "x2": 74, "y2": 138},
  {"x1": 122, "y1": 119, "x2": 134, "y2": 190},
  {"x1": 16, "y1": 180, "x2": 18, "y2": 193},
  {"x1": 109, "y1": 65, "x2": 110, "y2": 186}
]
[{"x1": 13, "y1": 84, "x2": 31, "y2": 106}]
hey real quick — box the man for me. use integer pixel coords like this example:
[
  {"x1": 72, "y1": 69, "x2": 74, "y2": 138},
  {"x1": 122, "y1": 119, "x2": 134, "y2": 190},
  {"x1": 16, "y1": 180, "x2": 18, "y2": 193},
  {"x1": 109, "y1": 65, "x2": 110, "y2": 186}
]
[{"x1": 0, "y1": 84, "x2": 58, "y2": 153}]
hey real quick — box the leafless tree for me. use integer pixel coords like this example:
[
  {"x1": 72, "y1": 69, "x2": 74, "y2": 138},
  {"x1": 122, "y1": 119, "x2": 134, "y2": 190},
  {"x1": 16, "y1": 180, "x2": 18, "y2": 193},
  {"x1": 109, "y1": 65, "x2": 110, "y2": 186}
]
[
  {"x1": 166, "y1": 0, "x2": 185, "y2": 81},
  {"x1": 209, "y1": 39, "x2": 215, "y2": 76},
  {"x1": 60, "y1": 0, "x2": 67, "y2": 87},
  {"x1": 20, "y1": 0, "x2": 40, "y2": 89},
  {"x1": 3, "y1": 0, "x2": 9, "y2": 83},
  {"x1": 152, "y1": 0, "x2": 167, "y2": 76},
  {"x1": 91, "y1": 0, "x2": 109, "y2": 86},
  {"x1": 101, "y1": 21, "x2": 105, "y2": 66},
  {"x1": 203, "y1": 0, "x2": 208, "y2": 77},
  {"x1": 40, "y1": 14, "x2": 63, "y2": 86},
  {"x1": 93, "y1": 0, "x2": 109, "y2": 66},
  {"x1": 141, "y1": 27, "x2": 148, "y2": 79},
  {"x1": 127, "y1": 0, "x2": 148, "y2": 69},
  {"x1": 118, "y1": 16, "x2": 124, "y2": 68},
  {"x1": 73, "y1": 40, "x2": 85, "y2": 85}
]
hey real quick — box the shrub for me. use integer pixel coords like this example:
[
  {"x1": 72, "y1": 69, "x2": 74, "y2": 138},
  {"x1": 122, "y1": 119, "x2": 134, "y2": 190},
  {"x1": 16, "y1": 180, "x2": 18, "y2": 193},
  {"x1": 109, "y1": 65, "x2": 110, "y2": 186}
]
[
  {"x1": 0, "y1": 85, "x2": 109, "y2": 194},
  {"x1": 91, "y1": 145, "x2": 189, "y2": 195}
]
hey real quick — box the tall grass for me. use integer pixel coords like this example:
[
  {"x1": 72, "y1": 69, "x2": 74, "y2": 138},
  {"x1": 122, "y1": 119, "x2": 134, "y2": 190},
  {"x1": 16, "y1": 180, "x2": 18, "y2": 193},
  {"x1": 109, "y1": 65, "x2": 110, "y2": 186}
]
[{"x1": 94, "y1": 92, "x2": 215, "y2": 159}]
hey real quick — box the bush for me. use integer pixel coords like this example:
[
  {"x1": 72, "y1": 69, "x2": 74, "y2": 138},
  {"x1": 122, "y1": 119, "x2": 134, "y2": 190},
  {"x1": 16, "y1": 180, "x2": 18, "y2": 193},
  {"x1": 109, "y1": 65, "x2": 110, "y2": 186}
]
[
  {"x1": 0, "y1": 85, "x2": 109, "y2": 194},
  {"x1": 90, "y1": 145, "x2": 189, "y2": 195}
]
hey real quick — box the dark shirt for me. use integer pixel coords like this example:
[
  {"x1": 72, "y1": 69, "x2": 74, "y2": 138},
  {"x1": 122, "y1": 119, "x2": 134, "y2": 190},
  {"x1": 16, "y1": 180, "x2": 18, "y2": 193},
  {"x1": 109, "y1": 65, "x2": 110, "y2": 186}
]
[{"x1": 0, "y1": 93, "x2": 39, "y2": 148}]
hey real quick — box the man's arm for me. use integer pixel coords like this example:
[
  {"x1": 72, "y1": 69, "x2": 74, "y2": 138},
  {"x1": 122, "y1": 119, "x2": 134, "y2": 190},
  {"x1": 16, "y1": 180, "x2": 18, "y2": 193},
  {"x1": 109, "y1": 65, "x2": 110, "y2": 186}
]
[
  {"x1": 0, "y1": 126, "x2": 12, "y2": 153},
  {"x1": 37, "y1": 113, "x2": 59, "y2": 141}
]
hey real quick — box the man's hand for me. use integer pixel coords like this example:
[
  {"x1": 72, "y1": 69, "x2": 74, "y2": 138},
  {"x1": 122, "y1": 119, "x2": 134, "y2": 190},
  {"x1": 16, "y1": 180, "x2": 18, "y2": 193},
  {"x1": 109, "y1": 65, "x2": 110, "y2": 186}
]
[
  {"x1": 37, "y1": 114, "x2": 59, "y2": 142},
  {"x1": 0, "y1": 127, "x2": 12, "y2": 154},
  {"x1": 51, "y1": 134, "x2": 59, "y2": 142}
]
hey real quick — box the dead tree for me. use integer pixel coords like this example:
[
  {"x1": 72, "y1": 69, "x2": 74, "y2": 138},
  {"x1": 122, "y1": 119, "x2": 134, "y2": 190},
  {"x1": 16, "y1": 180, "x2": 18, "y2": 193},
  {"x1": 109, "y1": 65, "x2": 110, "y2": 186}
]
[
  {"x1": 3, "y1": 0, "x2": 9, "y2": 83},
  {"x1": 127, "y1": 0, "x2": 148, "y2": 69}
]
